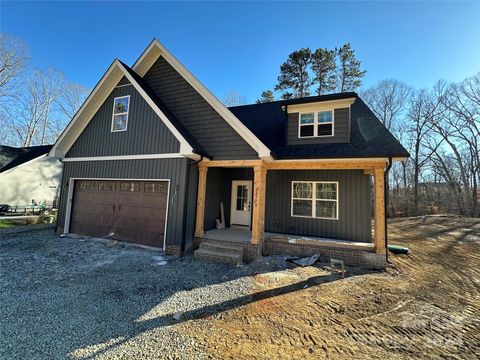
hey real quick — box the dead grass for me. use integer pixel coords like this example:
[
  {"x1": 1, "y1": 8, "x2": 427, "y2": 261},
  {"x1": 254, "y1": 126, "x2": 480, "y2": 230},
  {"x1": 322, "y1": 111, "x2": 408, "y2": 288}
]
[{"x1": 182, "y1": 216, "x2": 480, "y2": 359}]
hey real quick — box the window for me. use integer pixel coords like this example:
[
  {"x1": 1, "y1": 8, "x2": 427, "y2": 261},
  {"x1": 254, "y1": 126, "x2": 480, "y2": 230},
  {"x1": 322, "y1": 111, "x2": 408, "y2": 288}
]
[
  {"x1": 111, "y1": 96, "x2": 130, "y2": 132},
  {"x1": 291, "y1": 181, "x2": 338, "y2": 220},
  {"x1": 298, "y1": 110, "x2": 334, "y2": 138}
]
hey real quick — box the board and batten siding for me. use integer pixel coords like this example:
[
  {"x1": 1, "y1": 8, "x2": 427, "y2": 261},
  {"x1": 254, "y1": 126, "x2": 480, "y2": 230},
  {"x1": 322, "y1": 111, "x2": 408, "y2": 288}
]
[
  {"x1": 142, "y1": 57, "x2": 259, "y2": 160},
  {"x1": 287, "y1": 107, "x2": 350, "y2": 145},
  {"x1": 203, "y1": 168, "x2": 254, "y2": 231},
  {"x1": 265, "y1": 169, "x2": 372, "y2": 242},
  {"x1": 56, "y1": 158, "x2": 189, "y2": 247},
  {"x1": 66, "y1": 77, "x2": 180, "y2": 158}
]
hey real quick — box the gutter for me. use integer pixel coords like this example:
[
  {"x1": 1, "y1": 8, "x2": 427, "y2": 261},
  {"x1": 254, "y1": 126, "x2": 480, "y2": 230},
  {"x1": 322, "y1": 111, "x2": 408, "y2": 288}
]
[{"x1": 385, "y1": 157, "x2": 392, "y2": 263}]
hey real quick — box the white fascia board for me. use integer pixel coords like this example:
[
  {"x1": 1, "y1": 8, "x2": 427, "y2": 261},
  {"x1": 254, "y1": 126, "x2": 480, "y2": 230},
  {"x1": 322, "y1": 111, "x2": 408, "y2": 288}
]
[
  {"x1": 286, "y1": 98, "x2": 356, "y2": 113},
  {"x1": 115, "y1": 60, "x2": 195, "y2": 157},
  {"x1": 49, "y1": 59, "x2": 197, "y2": 160},
  {"x1": 49, "y1": 61, "x2": 122, "y2": 158},
  {"x1": 132, "y1": 39, "x2": 272, "y2": 158},
  {"x1": 0, "y1": 154, "x2": 48, "y2": 176}
]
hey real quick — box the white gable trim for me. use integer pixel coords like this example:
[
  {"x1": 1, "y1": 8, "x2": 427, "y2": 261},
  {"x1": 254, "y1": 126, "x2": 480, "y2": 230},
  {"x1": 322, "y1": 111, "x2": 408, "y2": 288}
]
[
  {"x1": 49, "y1": 60, "x2": 197, "y2": 159},
  {"x1": 132, "y1": 39, "x2": 273, "y2": 160}
]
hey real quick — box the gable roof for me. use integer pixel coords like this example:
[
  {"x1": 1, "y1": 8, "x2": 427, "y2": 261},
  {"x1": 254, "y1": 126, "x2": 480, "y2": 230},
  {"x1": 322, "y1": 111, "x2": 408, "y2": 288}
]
[
  {"x1": 0, "y1": 145, "x2": 52, "y2": 173},
  {"x1": 132, "y1": 39, "x2": 272, "y2": 159},
  {"x1": 49, "y1": 59, "x2": 201, "y2": 159},
  {"x1": 229, "y1": 94, "x2": 409, "y2": 160}
]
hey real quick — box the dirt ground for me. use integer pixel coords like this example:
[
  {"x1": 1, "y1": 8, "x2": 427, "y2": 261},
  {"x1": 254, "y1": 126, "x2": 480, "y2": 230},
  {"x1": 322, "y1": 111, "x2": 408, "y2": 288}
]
[{"x1": 181, "y1": 216, "x2": 480, "y2": 359}]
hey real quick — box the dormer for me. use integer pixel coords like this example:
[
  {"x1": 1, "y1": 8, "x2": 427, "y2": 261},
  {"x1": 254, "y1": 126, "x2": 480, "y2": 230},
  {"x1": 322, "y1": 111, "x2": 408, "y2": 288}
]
[{"x1": 284, "y1": 96, "x2": 356, "y2": 145}]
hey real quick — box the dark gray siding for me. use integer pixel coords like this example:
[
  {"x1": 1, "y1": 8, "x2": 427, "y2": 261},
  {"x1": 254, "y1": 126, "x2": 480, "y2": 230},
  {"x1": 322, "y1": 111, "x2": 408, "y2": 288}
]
[
  {"x1": 184, "y1": 162, "x2": 198, "y2": 250},
  {"x1": 67, "y1": 77, "x2": 180, "y2": 157},
  {"x1": 204, "y1": 168, "x2": 254, "y2": 230},
  {"x1": 287, "y1": 107, "x2": 350, "y2": 145},
  {"x1": 142, "y1": 57, "x2": 258, "y2": 160},
  {"x1": 265, "y1": 170, "x2": 371, "y2": 242},
  {"x1": 57, "y1": 158, "x2": 189, "y2": 247}
]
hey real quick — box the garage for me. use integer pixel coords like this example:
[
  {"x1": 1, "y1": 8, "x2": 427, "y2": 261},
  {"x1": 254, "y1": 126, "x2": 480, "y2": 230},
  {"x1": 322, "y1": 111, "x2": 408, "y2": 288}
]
[{"x1": 69, "y1": 179, "x2": 169, "y2": 248}]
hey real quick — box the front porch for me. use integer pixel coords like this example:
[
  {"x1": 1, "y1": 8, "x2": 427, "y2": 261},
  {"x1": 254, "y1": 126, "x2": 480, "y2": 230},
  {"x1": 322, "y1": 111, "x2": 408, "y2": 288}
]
[
  {"x1": 193, "y1": 158, "x2": 389, "y2": 268},
  {"x1": 194, "y1": 227, "x2": 385, "y2": 268}
]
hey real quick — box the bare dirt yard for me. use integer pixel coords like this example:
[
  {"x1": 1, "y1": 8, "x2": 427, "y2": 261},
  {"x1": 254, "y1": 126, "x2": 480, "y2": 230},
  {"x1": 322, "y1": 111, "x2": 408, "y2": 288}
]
[
  {"x1": 0, "y1": 216, "x2": 479, "y2": 359},
  {"x1": 181, "y1": 216, "x2": 480, "y2": 359}
]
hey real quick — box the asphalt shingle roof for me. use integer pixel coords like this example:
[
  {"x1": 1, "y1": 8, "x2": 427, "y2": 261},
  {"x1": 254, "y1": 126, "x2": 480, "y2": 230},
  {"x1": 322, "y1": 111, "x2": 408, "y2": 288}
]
[
  {"x1": 0, "y1": 145, "x2": 53, "y2": 173},
  {"x1": 229, "y1": 94, "x2": 409, "y2": 159}
]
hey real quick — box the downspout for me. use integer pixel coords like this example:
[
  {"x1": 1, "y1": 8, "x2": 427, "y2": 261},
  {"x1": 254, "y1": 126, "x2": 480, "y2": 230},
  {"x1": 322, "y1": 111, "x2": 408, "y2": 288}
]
[
  {"x1": 181, "y1": 155, "x2": 203, "y2": 254},
  {"x1": 385, "y1": 157, "x2": 392, "y2": 263}
]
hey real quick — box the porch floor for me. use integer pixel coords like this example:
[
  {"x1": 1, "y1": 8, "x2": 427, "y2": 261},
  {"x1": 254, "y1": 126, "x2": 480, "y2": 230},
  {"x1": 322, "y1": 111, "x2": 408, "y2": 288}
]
[
  {"x1": 202, "y1": 227, "x2": 251, "y2": 243},
  {"x1": 201, "y1": 228, "x2": 374, "y2": 250}
]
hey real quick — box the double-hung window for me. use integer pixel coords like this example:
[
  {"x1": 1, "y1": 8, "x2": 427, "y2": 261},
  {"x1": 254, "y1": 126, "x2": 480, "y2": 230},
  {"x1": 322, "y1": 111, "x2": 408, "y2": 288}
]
[
  {"x1": 111, "y1": 95, "x2": 130, "y2": 132},
  {"x1": 291, "y1": 181, "x2": 338, "y2": 220},
  {"x1": 298, "y1": 110, "x2": 334, "y2": 138}
]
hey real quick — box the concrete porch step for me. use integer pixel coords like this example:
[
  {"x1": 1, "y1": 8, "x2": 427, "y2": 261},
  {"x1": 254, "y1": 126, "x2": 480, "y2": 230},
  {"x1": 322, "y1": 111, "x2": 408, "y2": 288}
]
[
  {"x1": 194, "y1": 247, "x2": 243, "y2": 265},
  {"x1": 199, "y1": 240, "x2": 244, "y2": 255}
]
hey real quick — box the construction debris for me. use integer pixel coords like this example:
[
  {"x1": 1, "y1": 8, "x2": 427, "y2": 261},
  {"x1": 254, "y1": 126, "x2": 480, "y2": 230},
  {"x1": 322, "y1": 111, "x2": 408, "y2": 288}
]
[{"x1": 286, "y1": 254, "x2": 320, "y2": 267}]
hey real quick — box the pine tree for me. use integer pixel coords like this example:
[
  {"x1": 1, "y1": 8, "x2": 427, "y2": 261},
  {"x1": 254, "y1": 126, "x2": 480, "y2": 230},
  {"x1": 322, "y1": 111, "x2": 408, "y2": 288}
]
[
  {"x1": 274, "y1": 48, "x2": 313, "y2": 98},
  {"x1": 336, "y1": 43, "x2": 366, "y2": 92},
  {"x1": 256, "y1": 90, "x2": 275, "y2": 103},
  {"x1": 311, "y1": 48, "x2": 337, "y2": 95}
]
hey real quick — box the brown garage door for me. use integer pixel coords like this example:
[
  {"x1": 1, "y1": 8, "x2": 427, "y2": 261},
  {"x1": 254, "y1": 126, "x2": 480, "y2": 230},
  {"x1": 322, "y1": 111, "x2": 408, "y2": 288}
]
[{"x1": 70, "y1": 180, "x2": 168, "y2": 248}]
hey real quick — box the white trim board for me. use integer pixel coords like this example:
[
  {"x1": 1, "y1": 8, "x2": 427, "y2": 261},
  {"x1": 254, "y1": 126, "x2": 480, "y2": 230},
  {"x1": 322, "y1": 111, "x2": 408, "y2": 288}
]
[
  {"x1": 0, "y1": 154, "x2": 48, "y2": 176},
  {"x1": 132, "y1": 39, "x2": 273, "y2": 160},
  {"x1": 63, "y1": 177, "x2": 171, "y2": 251},
  {"x1": 63, "y1": 153, "x2": 185, "y2": 162},
  {"x1": 49, "y1": 59, "x2": 198, "y2": 160}
]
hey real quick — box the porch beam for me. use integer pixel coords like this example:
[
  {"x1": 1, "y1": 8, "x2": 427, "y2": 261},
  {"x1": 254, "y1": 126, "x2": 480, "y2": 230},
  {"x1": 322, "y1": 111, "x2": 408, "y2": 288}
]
[
  {"x1": 373, "y1": 168, "x2": 386, "y2": 254},
  {"x1": 265, "y1": 159, "x2": 388, "y2": 170},
  {"x1": 200, "y1": 159, "x2": 264, "y2": 168},
  {"x1": 194, "y1": 165, "x2": 208, "y2": 237},
  {"x1": 251, "y1": 164, "x2": 267, "y2": 245}
]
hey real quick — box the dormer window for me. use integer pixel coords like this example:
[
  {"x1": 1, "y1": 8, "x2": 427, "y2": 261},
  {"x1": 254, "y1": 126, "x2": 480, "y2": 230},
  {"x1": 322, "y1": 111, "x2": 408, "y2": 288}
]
[
  {"x1": 298, "y1": 110, "x2": 334, "y2": 138},
  {"x1": 111, "y1": 95, "x2": 130, "y2": 132}
]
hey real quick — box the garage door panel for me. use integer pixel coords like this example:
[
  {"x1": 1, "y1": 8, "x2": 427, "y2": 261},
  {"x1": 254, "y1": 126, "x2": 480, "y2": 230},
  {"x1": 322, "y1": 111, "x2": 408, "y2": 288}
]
[{"x1": 70, "y1": 180, "x2": 168, "y2": 248}]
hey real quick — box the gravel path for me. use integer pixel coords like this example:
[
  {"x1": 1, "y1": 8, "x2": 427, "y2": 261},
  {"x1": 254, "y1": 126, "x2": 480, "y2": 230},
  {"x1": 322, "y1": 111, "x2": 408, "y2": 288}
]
[{"x1": 0, "y1": 229, "x2": 257, "y2": 359}]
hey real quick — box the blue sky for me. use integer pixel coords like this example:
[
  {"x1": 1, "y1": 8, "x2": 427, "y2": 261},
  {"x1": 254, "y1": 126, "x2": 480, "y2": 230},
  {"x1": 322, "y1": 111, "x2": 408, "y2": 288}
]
[{"x1": 1, "y1": 1, "x2": 479, "y2": 103}]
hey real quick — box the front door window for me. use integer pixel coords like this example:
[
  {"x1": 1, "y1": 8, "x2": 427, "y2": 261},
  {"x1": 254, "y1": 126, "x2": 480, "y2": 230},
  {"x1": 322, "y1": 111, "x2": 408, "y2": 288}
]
[{"x1": 230, "y1": 181, "x2": 252, "y2": 226}]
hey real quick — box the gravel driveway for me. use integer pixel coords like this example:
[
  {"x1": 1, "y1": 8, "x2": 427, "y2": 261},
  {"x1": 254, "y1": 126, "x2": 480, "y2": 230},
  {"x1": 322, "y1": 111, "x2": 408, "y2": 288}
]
[{"x1": 0, "y1": 228, "x2": 256, "y2": 359}]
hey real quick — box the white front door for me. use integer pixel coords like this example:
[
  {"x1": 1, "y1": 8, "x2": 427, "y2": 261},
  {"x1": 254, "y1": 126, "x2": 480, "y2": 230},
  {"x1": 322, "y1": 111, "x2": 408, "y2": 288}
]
[{"x1": 230, "y1": 180, "x2": 252, "y2": 227}]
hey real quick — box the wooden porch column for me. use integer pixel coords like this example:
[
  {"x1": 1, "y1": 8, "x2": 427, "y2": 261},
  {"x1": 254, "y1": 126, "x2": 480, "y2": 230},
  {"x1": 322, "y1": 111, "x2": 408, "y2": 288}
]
[
  {"x1": 251, "y1": 164, "x2": 267, "y2": 245},
  {"x1": 373, "y1": 168, "x2": 386, "y2": 254},
  {"x1": 194, "y1": 165, "x2": 208, "y2": 237}
]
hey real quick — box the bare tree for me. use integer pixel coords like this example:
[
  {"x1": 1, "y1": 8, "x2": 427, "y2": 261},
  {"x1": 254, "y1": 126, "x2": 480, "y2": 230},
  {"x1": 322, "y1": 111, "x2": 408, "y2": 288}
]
[
  {"x1": 0, "y1": 34, "x2": 29, "y2": 97},
  {"x1": 223, "y1": 90, "x2": 247, "y2": 106},
  {"x1": 57, "y1": 82, "x2": 89, "y2": 119},
  {"x1": 4, "y1": 68, "x2": 64, "y2": 146},
  {"x1": 361, "y1": 79, "x2": 411, "y2": 131}
]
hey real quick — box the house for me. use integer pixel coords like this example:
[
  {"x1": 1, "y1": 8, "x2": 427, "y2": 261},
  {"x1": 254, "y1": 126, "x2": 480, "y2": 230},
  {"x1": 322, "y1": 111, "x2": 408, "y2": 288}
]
[
  {"x1": 49, "y1": 39, "x2": 408, "y2": 268},
  {"x1": 0, "y1": 144, "x2": 62, "y2": 206}
]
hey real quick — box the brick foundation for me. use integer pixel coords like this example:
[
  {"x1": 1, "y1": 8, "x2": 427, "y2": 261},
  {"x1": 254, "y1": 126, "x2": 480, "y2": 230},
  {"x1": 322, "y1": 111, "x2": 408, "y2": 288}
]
[
  {"x1": 194, "y1": 237, "x2": 261, "y2": 263},
  {"x1": 165, "y1": 244, "x2": 182, "y2": 256},
  {"x1": 264, "y1": 237, "x2": 386, "y2": 269}
]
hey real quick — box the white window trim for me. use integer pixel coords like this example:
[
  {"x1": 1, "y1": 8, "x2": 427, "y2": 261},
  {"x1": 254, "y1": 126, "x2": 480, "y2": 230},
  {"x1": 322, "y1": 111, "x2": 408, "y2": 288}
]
[
  {"x1": 298, "y1": 110, "x2": 335, "y2": 138},
  {"x1": 291, "y1": 181, "x2": 339, "y2": 220},
  {"x1": 111, "y1": 95, "x2": 130, "y2": 132}
]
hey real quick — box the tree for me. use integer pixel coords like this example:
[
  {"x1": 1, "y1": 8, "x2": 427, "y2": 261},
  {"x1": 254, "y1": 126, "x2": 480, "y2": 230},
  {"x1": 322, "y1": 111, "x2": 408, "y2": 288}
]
[
  {"x1": 256, "y1": 90, "x2": 275, "y2": 103},
  {"x1": 361, "y1": 79, "x2": 411, "y2": 130},
  {"x1": 275, "y1": 48, "x2": 313, "y2": 98},
  {"x1": 57, "y1": 82, "x2": 89, "y2": 119},
  {"x1": 0, "y1": 34, "x2": 29, "y2": 97},
  {"x1": 311, "y1": 48, "x2": 336, "y2": 95},
  {"x1": 336, "y1": 43, "x2": 366, "y2": 92},
  {"x1": 4, "y1": 68, "x2": 64, "y2": 146},
  {"x1": 223, "y1": 90, "x2": 246, "y2": 106}
]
